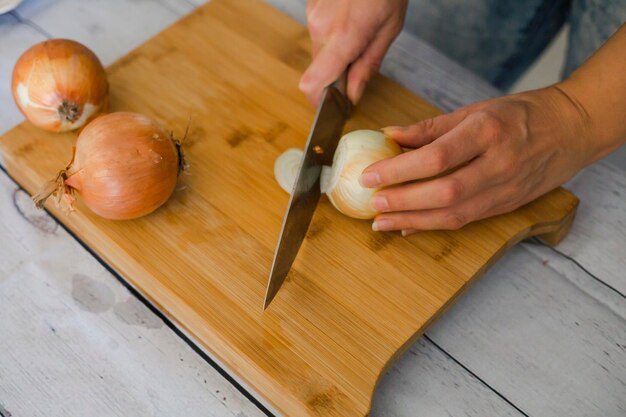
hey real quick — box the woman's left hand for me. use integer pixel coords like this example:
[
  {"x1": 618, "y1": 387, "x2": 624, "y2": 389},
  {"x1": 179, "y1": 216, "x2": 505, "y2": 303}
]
[{"x1": 360, "y1": 86, "x2": 595, "y2": 235}]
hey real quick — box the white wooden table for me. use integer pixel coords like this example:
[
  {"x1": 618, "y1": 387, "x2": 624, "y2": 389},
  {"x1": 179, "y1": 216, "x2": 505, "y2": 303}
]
[{"x1": 1, "y1": 1, "x2": 624, "y2": 416}]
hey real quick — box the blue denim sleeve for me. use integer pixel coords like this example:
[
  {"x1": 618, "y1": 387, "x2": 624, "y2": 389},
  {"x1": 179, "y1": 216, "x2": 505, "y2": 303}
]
[{"x1": 402, "y1": 0, "x2": 626, "y2": 91}]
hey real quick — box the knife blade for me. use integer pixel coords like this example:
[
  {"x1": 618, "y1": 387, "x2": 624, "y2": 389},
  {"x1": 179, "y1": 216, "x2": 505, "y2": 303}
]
[{"x1": 263, "y1": 72, "x2": 351, "y2": 310}]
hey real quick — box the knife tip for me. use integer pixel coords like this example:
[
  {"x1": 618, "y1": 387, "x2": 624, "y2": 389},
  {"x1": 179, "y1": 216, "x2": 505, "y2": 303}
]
[{"x1": 263, "y1": 285, "x2": 280, "y2": 311}]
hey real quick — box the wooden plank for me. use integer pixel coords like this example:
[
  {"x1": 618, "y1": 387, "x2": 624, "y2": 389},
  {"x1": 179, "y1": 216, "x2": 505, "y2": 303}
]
[
  {"x1": 373, "y1": 338, "x2": 525, "y2": 417},
  {"x1": 0, "y1": 1, "x2": 578, "y2": 415},
  {"x1": 426, "y1": 241, "x2": 626, "y2": 417},
  {"x1": 556, "y1": 163, "x2": 626, "y2": 294},
  {"x1": 0, "y1": 175, "x2": 266, "y2": 417}
]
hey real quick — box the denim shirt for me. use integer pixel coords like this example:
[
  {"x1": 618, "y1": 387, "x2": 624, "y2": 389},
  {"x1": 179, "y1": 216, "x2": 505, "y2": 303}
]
[{"x1": 403, "y1": 0, "x2": 626, "y2": 90}]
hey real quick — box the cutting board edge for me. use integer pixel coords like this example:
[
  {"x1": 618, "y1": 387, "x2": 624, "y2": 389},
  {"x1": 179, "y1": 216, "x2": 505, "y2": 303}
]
[{"x1": 365, "y1": 188, "x2": 579, "y2": 414}]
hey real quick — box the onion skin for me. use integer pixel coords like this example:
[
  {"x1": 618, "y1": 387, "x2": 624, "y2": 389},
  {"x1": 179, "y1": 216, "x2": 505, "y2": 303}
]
[
  {"x1": 12, "y1": 39, "x2": 109, "y2": 132},
  {"x1": 34, "y1": 112, "x2": 182, "y2": 220}
]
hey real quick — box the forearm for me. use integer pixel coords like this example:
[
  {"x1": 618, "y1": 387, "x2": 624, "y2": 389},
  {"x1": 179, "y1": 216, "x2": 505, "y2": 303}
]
[{"x1": 556, "y1": 23, "x2": 626, "y2": 163}]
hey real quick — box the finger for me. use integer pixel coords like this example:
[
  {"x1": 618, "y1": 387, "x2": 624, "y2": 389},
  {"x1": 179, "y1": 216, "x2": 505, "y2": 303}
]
[
  {"x1": 401, "y1": 229, "x2": 417, "y2": 237},
  {"x1": 381, "y1": 110, "x2": 468, "y2": 148},
  {"x1": 372, "y1": 178, "x2": 538, "y2": 232},
  {"x1": 300, "y1": 34, "x2": 363, "y2": 105},
  {"x1": 372, "y1": 189, "x2": 498, "y2": 232},
  {"x1": 362, "y1": 117, "x2": 486, "y2": 187},
  {"x1": 372, "y1": 208, "x2": 470, "y2": 232},
  {"x1": 346, "y1": 23, "x2": 399, "y2": 104},
  {"x1": 371, "y1": 156, "x2": 499, "y2": 212}
]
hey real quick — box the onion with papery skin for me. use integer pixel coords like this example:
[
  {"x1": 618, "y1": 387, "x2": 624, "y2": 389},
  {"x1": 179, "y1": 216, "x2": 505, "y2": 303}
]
[
  {"x1": 33, "y1": 112, "x2": 185, "y2": 220},
  {"x1": 12, "y1": 39, "x2": 109, "y2": 132},
  {"x1": 274, "y1": 129, "x2": 402, "y2": 219}
]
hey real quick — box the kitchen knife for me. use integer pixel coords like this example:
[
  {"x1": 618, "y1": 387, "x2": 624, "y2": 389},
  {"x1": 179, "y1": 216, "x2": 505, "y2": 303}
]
[{"x1": 263, "y1": 71, "x2": 351, "y2": 310}]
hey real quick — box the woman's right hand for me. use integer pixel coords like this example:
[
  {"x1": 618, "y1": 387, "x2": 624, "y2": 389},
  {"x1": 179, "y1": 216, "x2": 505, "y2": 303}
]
[{"x1": 300, "y1": 0, "x2": 408, "y2": 106}]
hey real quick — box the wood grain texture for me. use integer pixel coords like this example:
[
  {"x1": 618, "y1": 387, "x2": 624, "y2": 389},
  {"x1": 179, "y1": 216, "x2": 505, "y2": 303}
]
[{"x1": 0, "y1": 1, "x2": 578, "y2": 416}]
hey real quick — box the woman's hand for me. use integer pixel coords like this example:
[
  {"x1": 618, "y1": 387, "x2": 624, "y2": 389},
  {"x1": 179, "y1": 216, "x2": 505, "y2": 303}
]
[
  {"x1": 360, "y1": 24, "x2": 626, "y2": 234},
  {"x1": 360, "y1": 86, "x2": 596, "y2": 234},
  {"x1": 300, "y1": 0, "x2": 408, "y2": 106}
]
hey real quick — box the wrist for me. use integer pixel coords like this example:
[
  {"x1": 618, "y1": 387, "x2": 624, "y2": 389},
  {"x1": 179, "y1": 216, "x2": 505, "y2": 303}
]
[
  {"x1": 522, "y1": 85, "x2": 600, "y2": 167},
  {"x1": 553, "y1": 80, "x2": 624, "y2": 165}
]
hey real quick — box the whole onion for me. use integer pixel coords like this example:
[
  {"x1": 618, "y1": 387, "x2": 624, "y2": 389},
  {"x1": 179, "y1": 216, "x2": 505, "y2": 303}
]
[
  {"x1": 12, "y1": 39, "x2": 109, "y2": 132},
  {"x1": 34, "y1": 112, "x2": 185, "y2": 220}
]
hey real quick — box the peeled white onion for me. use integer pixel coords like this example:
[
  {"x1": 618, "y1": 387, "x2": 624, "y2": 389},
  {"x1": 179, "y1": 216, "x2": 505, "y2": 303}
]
[
  {"x1": 274, "y1": 148, "x2": 303, "y2": 193},
  {"x1": 324, "y1": 130, "x2": 402, "y2": 219},
  {"x1": 274, "y1": 129, "x2": 402, "y2": 219},
  {"x1": 12, "y1": 39, "x2": 109, "y2": 132}
]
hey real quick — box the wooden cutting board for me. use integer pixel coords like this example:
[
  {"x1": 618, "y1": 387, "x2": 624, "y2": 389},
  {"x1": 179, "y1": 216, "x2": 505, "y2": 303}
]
[{"x1": 0, "y1": 1, "x2": 578, "y2": 415}]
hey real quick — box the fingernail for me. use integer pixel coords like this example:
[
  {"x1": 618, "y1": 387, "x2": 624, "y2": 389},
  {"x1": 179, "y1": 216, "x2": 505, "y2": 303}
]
[
  {"x1": 401, "y1": 229, "x2": 417, "y2": 237},
  {"x1": 372, "y1": 219, "x2": 392, "y2": 232},
  {"x1": 371, "y1": 195, "x2": 389, "y2": 212},
  {"x1": 360, "y1": 171, "x2": 381, "y2": 187}
]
